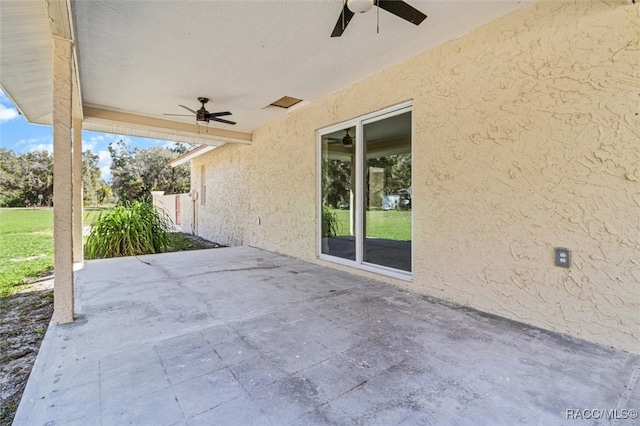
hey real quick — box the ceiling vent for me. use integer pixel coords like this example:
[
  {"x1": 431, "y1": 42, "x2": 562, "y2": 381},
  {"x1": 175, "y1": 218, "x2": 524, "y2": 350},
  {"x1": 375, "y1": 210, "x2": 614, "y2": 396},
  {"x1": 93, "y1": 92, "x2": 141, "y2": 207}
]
[{"x1": 269, "y1": 96, "x2": 303, "y2": 109}]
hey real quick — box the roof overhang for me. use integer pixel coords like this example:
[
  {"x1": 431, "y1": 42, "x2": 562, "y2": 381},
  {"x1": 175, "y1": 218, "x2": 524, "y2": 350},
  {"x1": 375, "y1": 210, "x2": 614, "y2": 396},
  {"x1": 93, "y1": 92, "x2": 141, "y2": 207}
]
[
  {"x1": 170, "y1": 144, "x2": 218, "y2": 167},
  {"x1": 0, "y1": 0, "x2": 81, "y2": 122}
]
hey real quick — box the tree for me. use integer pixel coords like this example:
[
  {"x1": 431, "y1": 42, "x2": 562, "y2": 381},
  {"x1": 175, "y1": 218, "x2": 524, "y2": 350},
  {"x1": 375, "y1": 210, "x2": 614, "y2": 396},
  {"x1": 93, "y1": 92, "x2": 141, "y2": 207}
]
[
  {"x1": 321, "y1": 153, "x2": 412, "y2": 210},
  {"x1": 0, "y1": 148, "x2": 108, "y2": 207},
  {"x1": 0, "y1": 149, "x2": 23, "y2": 206},
  {"x1": 82, "y1": 150, "x2": 105, "y2": 206},
  {"x1": 19, "y1": 151, "x2": 53, "y2": 206},
  {"x1": 109, "y1": 142, "x2": 145, "y2": 202},
  {"x1": 321, "y1": 158, "x2": 351, "y2": 208},
  {"x1": 96, "y1": 184, "x2": 112, "y2": 205},
  {"x1": 109, "y1": 140, "x2": 190, "y2": 203},
  {"x1": 367, "y1": 153, "x2": 412, "y2": 195}
]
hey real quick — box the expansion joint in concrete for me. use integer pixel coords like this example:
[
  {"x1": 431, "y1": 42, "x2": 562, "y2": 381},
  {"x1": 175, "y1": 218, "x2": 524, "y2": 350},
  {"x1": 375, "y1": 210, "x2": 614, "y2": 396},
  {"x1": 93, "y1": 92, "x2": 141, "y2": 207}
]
[{"x1": 616, "y1": 359, "x2": 640, "y2": 409}]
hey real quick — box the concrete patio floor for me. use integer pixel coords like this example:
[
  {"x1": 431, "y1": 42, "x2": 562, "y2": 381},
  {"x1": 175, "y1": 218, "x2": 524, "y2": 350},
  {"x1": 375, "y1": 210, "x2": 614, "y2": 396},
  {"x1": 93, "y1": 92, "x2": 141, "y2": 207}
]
[{"x1": 14, "y1": 247, "x2": 640, "y2": 425}]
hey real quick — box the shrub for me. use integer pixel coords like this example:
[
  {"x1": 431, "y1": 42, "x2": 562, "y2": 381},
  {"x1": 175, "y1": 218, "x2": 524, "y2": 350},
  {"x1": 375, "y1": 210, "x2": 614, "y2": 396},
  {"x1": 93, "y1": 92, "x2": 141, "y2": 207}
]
[
  {"x1": 322, "y1": 206, "x2": 341, "y2": 238},
  {"x1": 0, "y1": 195, "x2": 26, "y2": 207},
  {"x1": 84, "y1": 201, "x2": 173, "y2": 259}
]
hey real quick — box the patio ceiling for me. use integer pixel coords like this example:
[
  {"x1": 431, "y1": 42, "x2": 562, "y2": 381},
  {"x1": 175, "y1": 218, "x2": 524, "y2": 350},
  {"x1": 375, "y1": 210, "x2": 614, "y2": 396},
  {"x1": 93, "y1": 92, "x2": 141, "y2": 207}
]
[{"x1": 1, "y1": 0, "x2": 533, "y2": 146}]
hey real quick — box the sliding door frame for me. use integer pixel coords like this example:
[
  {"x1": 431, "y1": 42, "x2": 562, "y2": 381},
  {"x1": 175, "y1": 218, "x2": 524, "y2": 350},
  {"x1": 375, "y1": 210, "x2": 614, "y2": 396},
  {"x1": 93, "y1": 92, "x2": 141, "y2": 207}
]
[{"x1": 317, "y1": 101, "x2": 413, "y2": 281}]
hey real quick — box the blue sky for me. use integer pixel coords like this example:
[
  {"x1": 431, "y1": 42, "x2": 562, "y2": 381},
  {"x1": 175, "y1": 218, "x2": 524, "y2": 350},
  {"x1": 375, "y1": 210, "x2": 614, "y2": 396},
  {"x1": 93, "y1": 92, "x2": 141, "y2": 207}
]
[{"x1": 0, "y1": 89, "x2": 178, "y2": 182}]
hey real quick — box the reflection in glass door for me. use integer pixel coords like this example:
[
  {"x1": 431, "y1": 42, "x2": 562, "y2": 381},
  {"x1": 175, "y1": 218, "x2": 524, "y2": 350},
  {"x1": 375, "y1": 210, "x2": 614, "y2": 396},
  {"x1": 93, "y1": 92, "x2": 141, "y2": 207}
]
[
  {"x1": 363, "y1": 111, "x2": 412, "y2": 272},
  {"x1": 320, "y1": 126, "x2": 356, "y2": 261},
  {"x1": 319, "y1": 105, "x2": 412, "y2": 276}
]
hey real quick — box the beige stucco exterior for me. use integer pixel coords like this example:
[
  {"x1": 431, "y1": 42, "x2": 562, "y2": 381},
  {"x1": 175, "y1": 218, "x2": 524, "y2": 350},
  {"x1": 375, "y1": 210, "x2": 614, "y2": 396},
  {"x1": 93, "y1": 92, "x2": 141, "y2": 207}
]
[
  {"x1": 189, "y1": 1, "x2": 639, "y2": 353},
  {"x1": 72, "y1": 118, "x2": 83, "y2": 263},
  {"x1": 52, "y1": 36, "x2": 75, "y2": 324}
]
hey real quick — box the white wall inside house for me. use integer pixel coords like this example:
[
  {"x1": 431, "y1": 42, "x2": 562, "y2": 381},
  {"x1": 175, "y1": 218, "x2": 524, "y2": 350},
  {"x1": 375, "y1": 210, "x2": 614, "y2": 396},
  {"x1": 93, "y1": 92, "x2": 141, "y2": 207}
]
[{"x1": 192, "y1": 0, "x2": 640, "y2": 354}]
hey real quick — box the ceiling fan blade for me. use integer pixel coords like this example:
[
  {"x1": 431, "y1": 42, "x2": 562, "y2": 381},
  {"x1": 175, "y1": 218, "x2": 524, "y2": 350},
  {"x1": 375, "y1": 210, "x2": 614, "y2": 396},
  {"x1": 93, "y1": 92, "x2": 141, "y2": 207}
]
[
  {"x1": 376, "y1": 0, "x2": 427, "y2": 25},
  {"x1": 207, "y1": 111, "x2": 232, "y2": 118},
  {"x1": 178, "y1": 105, "x2": 197, "y2": 114},
  {"x1": 163, "y1": 114, "x2": 193, "y2": 117},
  {"x1": 211, "y1": 117, "x2": 236, "y2": 125},
  {"x1": 331, "y1": 3, "x2": 355, "y2": 37}
]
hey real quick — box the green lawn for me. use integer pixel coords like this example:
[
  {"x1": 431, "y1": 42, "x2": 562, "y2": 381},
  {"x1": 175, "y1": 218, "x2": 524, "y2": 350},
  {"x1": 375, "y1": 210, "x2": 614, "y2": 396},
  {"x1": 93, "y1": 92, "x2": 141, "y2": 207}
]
[
  {"x1": 0, "y1": 207, "x2": 215, "y2": 297},
  {"x1": 330, "y1": 208, "x2": 411, "y2": 241},
  {"x1": 0, "y1": 209, "x2": 54, "y2": 297},
  {"x1": 0, "y1": 208, "x2": 105, "y2": 297}
]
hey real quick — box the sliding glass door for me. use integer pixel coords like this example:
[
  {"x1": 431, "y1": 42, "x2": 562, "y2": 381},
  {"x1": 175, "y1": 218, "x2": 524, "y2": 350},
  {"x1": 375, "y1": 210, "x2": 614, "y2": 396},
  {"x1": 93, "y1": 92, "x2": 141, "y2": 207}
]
[
  {"x1": 320, "y1": 126, "x2": 356, "y2": 261},
  {"x1": 319, "y1": 104, "x2": 412, "y2": 276},
  {"x1": 363, "y1": 111, "x2": 412, "y2": 272}
]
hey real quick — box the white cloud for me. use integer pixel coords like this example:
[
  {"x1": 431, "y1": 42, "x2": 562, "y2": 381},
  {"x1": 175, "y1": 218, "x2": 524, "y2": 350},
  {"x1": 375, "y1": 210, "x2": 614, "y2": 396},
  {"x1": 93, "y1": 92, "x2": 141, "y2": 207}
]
[
  {"x1": 29, "y1": 143, "x2": 54, "y2": 154},
  {"x1": 0, "y1": 104, "x2": 19, "y2": 123},
  {"x1": 97, "y1": 150, "x2": 112, "y2": 182},
  {"x1": 161, "y1": 140, "x2": 178, "y2": 149},
  {"x1": 18, "y1": 136, "x2": 46, "y2": 145},
  {"x1": 17, "y1": 136, "x2": 54, "y2": 153},
  {"x1": 108, "y1": 134, "x2": 128, "y2": 141},
  {"x1": 82, "y1": 135, "x2": 103, "y2": 151}
]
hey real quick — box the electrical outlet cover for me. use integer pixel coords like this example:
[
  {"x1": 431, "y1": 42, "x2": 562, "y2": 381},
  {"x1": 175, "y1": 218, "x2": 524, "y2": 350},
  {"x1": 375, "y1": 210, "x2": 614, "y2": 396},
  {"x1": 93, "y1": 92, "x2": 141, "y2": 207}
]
[{"x1": 555, "y1": 247, "x2": 570, "y2": 268}]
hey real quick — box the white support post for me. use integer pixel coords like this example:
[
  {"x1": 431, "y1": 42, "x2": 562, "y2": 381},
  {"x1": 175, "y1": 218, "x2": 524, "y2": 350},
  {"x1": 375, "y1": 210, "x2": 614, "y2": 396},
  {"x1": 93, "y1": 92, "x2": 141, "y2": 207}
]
[
  {"x1": 73, "y1": 118, "x2": 83, "y2": 263},
  {"x1": 53, "y1": 36, "x2": 74, "y2": 324}
]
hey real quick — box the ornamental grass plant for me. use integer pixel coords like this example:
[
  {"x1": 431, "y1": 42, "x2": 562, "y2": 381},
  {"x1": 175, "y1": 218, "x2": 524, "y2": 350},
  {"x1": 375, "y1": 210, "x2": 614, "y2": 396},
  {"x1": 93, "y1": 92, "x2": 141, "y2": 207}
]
[
  {"x1": 321, "y1": 206, "x2": 341, "y2": 238},
  {"x1": 84, "y1": 201, "x2": 172, "y2": 259}
]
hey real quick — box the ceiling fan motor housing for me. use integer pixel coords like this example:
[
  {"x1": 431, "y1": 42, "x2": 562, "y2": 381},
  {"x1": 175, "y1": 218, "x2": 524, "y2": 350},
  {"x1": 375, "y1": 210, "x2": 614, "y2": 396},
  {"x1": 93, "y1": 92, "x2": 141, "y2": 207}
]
[
  {"x1": 196, "y1": 108, "x2": 208, "y2": 123},
  {"x1": 197, "y1": 98, "x2": 209, "y2": 123},
  {"x1": 332, "y1": 0, "x2": 427, "y2": 37},
  {"x1": 343, "y1": 130, "x2": 353, "y2": 147},
  {"x1": 348, "y1": 0, "x2": 374, "y2": 13}
]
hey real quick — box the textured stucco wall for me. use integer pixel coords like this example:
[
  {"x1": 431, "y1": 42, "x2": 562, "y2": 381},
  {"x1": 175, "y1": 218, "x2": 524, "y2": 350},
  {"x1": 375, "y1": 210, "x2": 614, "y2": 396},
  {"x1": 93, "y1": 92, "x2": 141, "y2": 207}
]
[
  {"x1": 179, "y1": 193, "x2": 194, "y2": 235},
  {"x1": 192, "y1": 149, "x2": 250, "y2": 247},
  {"x1": 193, "y1": 0, "x2": 640, "y2": 353}
]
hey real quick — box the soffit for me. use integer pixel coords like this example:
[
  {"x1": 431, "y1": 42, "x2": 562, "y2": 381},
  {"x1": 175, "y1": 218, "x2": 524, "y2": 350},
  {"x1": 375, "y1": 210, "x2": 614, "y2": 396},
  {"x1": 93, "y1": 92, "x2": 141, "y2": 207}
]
[{"x1": 0, "y1": 1, "x2": 53, "y2": 122}]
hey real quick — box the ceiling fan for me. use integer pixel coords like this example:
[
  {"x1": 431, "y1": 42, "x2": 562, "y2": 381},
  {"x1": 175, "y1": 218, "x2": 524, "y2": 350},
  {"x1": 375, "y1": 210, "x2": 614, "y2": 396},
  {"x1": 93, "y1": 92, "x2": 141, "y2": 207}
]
[
  {"x1": 331, "y1": 0, "x2": 427, "y2": 37},
  {"x1": 327, "y1": 129, "x2": 354, "y2": 147},
  {"x1": 164, "y1": 97, "x2": 236, "y2": 125}
]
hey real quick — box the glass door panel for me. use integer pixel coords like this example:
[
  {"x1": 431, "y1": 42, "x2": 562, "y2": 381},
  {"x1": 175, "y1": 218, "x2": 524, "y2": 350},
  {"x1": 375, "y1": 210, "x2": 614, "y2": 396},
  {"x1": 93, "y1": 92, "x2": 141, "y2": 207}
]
[
  {"x1": 320, "y1": 126, "x2": 356, "y2": 261},
  {"x1": 362, "y1": 111, "x2": 412, "y2": 272}
]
